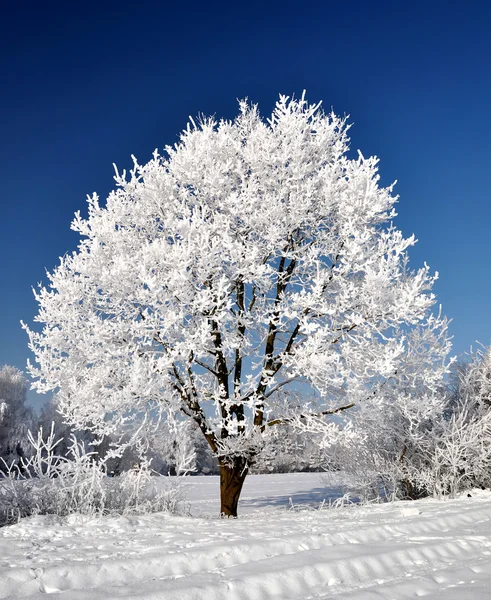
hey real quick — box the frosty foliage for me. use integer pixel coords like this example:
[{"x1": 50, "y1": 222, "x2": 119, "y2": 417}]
[
  {"x1": 328, "y1": 346, "x2": 491, "y2": 502},
  {"x1": 24, "y1": 93, "x2": 450, "y2": 490},
  {"x1": 0, "y1": 366, "x2": 34, "y2": 467},
  {"x1": 420, "y1": 347, "x2": 491, "y2": 498},
  {"x1": 0, "y1": 424, "x2": 184, "y2": 527},
  {"x1": 38, "y1": 392, "x2": 199, "y2": 478},
  {"x1": 37, "y1": 394, "x2": 97, "y2": 463},
  {"x1": 320, "y1": 315, "x2": 452, "y2": 500}
]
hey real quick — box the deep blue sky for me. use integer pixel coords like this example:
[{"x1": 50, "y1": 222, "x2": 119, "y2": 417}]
[{"x1": 1, "y1": 0, "x2": 490, "y2": 407}]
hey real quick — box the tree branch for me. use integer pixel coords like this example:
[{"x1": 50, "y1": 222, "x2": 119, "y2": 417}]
[
  {"x1": 263, "y1": 377, "x2": 298, "y2": 398},
  {"x1": 231, "y1": 279, "x2": 246, "y2": 432},
  {"x1": 262, "y1": 402, "x2": 355, "y2": 431},
  {"x1": 169, "y1": 361, "x2": 218, "y2": 454},
  {"x1": 193, "y1": 358, "x2": 219, "y2": 377},
  {"x1": 254, "y1": 241, "x2": 298, "y2": 427}
]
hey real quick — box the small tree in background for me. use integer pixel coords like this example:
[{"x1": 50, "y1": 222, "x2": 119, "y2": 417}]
[
  {"x1": 294, "y1": 316, "x2": 451, "y2": 500},
  {"x1": 432, "y1": 346, "x2": 491, "y2": 495},
  {"x1": 25, "y1": 94, "x2": 449, "y2": 516},
  {"x1": 0, "y1": 365, "x2": 34, "y2": 467}
]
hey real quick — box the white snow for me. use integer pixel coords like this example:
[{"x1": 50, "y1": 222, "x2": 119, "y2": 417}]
[{"x1": 2, "y1": 473, "x2": 491, "y2": 599}]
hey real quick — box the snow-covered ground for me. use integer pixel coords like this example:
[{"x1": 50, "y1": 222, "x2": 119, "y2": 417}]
[{"x1": 2, "y1": 473, "x2": 491, "y2": 599}]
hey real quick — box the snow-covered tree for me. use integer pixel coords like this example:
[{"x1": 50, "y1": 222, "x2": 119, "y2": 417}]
[
  {"x1": 25, "y1": 93, "x2": 448, "y2": 516},
  {"x1": 0, "y1": 365, "x2": 33, "y2": 467},
  {"x1": 462, "y1": 346, "x2": 491, "y2": 409},
  {"x1": 370, "y1": 346, "x2": 491, "y2": 500},
  {"x1": 308, "y1": 315, "x2": 451, "y2": 499},
  {"x1": 429, "y1": 346, "x2": 491, "y2": 495}
]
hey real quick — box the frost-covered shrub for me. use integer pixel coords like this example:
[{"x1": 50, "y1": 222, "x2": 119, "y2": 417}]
[
  {"x1": 0, "y1": 425, "x2": 184, "y2": 527},
  {"x1": 310, "y1": 317, "x2": 454, "y2": 502},
  {"x1": 327, "y1": 347, "x2": 491, "y2": 502},
  {"x1": 37, "y1": 395, "x2": 193, "y2": 477},
  {"x1": 412, "y1": 348, "x2": 491, "y2": 498}
]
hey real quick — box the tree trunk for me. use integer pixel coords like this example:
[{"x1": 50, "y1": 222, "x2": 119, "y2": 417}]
[{"x1": 219, "y1": 458, "x2": 248, "y2": 517}]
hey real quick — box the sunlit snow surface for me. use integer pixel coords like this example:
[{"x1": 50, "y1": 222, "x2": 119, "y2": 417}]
[{"x1": 2, "y1": 473, "x2": 491, "y2": 599}]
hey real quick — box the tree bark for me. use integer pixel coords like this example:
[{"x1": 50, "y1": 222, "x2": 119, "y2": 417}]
[{"x1": 219, "y1": 458, "x2": 248, "y2": 517}]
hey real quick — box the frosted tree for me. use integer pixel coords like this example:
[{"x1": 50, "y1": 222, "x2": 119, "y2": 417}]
[
  {"x1": 25, "y1": 94, "x2": 447, "y2": 516},
  {"x1": 0, "y1": 365, "x2": 33, "y2": 467},
  {"x1": 464, "y1": 346, "x2": 491, "y2": 408},
  {"x1": 319, "y1": 316, "x2": 452, "y2": 500},
  {"x1": 431, "y1": 346, "x2": 491, "y2": 494}
]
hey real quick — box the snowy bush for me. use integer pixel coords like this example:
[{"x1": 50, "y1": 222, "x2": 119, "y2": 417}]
[
  {"x1": 331, "y1": 347, "x2": 491, "y2": 502},
  {"x1": 298, "y1": 315, "x2": 453, "y2": 501},
  {"x1": 38, "y1": 395, "x2": 191, "y2": 477},
  {"x1": 414, "y1": 348, "x2": 491, "y2": 498},
  {"x1": 0, "y1": 425, "x2": 184, "y2": 527}
]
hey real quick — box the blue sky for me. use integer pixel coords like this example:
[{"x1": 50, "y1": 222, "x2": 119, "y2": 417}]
[{"x1": 1, "y1": 0, "x2": 490, "y2": 407}]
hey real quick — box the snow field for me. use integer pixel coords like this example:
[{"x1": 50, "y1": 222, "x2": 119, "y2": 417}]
[{"x1": 2, "y1": 473, "x2": 491, "y2": 599}]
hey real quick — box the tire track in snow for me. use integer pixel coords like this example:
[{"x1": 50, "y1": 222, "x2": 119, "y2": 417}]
[
  {"x1": 15, "y1": 532, "x2": 491, "y2": 599},
  {"x1": 3, "y1": 484, "x2": 491, "y2": 600},
  {"x1": 3, "y1": 500, "x2": 491, "y2": 599}
]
